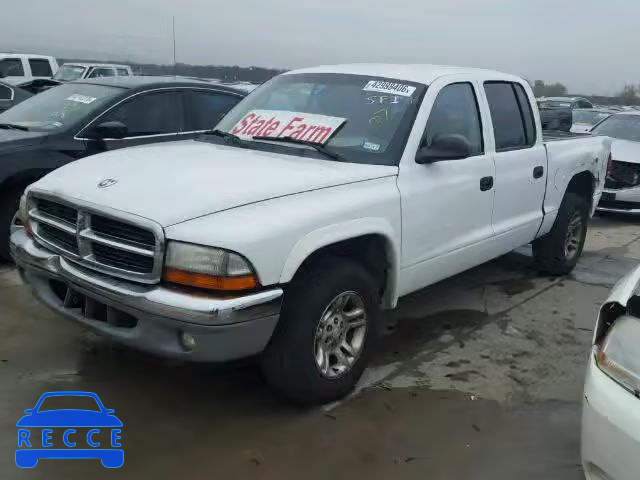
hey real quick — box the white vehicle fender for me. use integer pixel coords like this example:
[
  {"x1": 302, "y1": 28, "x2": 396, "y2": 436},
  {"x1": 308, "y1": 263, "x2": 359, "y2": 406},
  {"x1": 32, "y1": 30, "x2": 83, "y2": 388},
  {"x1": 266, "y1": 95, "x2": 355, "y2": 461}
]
[{"x1": 279, "y1": 217, "x2": 401, "y2": 307}]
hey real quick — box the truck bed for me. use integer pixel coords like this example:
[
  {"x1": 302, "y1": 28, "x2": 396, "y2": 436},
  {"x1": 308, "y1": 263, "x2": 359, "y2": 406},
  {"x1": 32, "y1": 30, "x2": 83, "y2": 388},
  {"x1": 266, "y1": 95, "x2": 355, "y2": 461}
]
[{"x1": 543, "y1": 130, "x2": 592, "y2": 142}]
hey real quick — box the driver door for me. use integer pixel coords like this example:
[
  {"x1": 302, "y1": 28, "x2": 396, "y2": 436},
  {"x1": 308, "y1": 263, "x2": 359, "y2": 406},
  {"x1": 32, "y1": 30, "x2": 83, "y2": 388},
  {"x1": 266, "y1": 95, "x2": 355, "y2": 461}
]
[{"x1": 397, "y1": 80, "x2": 496, "y2": 294}]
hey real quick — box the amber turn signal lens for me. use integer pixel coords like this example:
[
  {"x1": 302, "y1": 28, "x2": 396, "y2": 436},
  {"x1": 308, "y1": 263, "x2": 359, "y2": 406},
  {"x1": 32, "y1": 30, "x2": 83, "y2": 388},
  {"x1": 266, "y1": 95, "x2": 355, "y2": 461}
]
[{"x1": 163, "y1": 268, "x2": 258, "y2": 291}]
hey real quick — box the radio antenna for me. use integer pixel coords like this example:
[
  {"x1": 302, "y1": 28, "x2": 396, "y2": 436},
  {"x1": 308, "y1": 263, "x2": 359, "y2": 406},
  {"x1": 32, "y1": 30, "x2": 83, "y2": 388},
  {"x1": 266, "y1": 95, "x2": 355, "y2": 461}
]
[{"x1": 172, "y1": 16, "x2": 177, "y2": 75}]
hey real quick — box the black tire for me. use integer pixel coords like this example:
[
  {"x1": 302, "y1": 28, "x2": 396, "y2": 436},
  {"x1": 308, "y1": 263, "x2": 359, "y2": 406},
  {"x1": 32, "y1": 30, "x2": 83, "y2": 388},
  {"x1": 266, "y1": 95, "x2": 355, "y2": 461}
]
[
  {"x1": 0, "y1": 186, "x2": 25, "y2": 262},
  {"x1": 260, "y1": 257, "x2": 380, "y2": 405},
  {"x1": 533, "y1": 193, "x2": 589, "y2": 275}
]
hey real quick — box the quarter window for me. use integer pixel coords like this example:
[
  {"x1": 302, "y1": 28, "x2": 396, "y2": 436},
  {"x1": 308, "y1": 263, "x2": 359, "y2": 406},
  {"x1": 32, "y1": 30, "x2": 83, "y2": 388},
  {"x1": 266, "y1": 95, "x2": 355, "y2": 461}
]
[
  {"x1": 188, "y1": 91, "x2": 241, "y2": 131},
  {"x1": 97, "y1": 91, "x2": 181, "y2": 137},
  {"x1": 423, "y1": 82, "x2": 483, "y2": 156},
  {"x1": 484, "y1": 82, "x2": 535, "y2": 151},
  {"x1": 28, "y1": 59, "x2": 53, "y2": 77}
]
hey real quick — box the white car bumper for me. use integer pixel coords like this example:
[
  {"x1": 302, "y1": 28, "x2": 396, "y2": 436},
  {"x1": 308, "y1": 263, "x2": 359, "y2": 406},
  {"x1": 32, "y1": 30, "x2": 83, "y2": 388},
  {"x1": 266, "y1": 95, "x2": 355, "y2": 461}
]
[
  {"x1": 582, "y1": 356, "x2": 640, "y2": 480},
  {"x1": 597, "y1": 187, "x2": 640, "y2": 214}
]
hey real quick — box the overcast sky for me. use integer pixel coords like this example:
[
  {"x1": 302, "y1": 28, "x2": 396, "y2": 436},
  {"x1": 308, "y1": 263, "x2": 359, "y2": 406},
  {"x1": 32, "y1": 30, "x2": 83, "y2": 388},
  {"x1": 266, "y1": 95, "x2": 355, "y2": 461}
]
[{"x1": 2, "y1": 0, "x2": 636, "y2": 95}]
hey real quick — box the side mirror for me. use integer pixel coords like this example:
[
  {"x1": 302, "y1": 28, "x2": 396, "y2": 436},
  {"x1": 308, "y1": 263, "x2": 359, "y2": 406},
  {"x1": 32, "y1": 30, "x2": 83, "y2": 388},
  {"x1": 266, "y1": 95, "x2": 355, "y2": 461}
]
[
  {"x1": 23, "y1": 409, "x2": 33, "y2": 414},
  {"x1": 105, "y1": 409, "x2": 115, "y2": 414},
  {"x1": 415, "y1": 134, "x2": 472, "y2": 164},
  {"x1": 89, "y1": 121, "x2": 128, "y2": 140}
]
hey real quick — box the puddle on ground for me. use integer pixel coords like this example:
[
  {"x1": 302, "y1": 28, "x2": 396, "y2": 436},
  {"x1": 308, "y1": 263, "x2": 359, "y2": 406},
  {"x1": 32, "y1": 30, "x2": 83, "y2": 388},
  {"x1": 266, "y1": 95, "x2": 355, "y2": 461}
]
[{"x1": 374, "y1": 309, "x2": 489, "y2": 365}]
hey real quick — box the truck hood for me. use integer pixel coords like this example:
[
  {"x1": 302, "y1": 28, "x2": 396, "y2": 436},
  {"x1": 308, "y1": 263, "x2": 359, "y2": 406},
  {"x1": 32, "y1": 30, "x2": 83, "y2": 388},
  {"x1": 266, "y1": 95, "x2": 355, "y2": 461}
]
[
  {"x1": 611, "y1": 138, "x2": 640, "y2": 164},
  {"x1": 34, "y1": 140, "x2": 398, "y2": 226}
]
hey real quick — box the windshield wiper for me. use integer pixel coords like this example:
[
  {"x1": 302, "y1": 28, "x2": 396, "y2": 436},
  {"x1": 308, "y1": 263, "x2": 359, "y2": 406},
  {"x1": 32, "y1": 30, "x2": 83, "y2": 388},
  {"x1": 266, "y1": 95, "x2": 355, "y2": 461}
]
[
  {"x1": 203, "y1": 129, "x2": 242, "y2": 143},
  {"x1": 0, "y1": 123, "x2": 29, "y2": 131},
  {"x1": 252, "y1": 136, "x2": 344, "y2": 161}
]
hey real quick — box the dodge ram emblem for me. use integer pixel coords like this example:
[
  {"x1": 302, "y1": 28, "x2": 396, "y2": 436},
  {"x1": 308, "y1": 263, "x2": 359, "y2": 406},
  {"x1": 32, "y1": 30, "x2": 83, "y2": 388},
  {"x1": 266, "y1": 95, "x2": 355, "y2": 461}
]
[{"x1": 98, "y1": 179, "x2": 118, "y2": 189}]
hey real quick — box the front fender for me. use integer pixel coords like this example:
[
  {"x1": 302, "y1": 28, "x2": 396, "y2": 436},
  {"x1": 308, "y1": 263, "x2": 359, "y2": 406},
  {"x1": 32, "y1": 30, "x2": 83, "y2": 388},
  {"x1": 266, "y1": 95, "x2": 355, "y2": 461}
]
[{"x1": 279, "y1": 217, "x2": 400, "y2": 307}]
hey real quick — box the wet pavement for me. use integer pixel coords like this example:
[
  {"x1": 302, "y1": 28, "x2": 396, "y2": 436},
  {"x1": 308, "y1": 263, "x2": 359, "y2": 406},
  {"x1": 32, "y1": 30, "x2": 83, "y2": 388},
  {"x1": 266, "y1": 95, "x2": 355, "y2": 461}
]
[{"x1": 2, "y1": 213, "x2": 640, "y2": 479}]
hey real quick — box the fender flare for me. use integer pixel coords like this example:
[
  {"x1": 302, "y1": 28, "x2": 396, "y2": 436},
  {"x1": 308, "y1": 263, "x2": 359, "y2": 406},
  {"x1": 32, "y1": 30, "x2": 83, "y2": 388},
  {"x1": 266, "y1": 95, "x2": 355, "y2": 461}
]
[{"x1": 279, "y1": 217, "x2": 400, "y2": 307}]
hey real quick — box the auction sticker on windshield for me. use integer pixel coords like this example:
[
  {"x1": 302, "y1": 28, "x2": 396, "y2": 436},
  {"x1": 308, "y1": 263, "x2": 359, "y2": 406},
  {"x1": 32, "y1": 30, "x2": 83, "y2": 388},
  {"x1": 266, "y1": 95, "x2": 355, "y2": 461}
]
[
  {"x1": 230, "y1": 109, "x2": 346, "y2": 144},
  {"x1": 363, "y1": 80, "x2": 416, "y2": 97},
  {"x1": 66, "y1": 94, "x2": 97, "y2": 104}
]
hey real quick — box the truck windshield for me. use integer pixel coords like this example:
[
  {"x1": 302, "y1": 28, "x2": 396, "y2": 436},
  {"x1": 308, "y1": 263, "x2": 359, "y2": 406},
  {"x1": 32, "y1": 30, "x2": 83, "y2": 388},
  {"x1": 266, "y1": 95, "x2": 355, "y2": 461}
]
[
  {"x1": 53, "y1": 65, "x2": 87, "y2": 82},
  {"x1": 215, "y1": 73, "x2": 425, "y2": 166},
  {"x1": 0, "y1": 82, "x2": 121, "y2": 131},
  {"x1": 573, "y1": 110, "x2": 611, "y2": 126},
  {"x1": 591, "y1": 114, "x2": 640, "y2": 142}
]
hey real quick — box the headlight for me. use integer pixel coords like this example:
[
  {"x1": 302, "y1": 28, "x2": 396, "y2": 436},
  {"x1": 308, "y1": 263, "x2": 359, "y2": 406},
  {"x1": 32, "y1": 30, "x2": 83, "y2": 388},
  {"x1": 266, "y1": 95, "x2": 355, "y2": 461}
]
[
  {"x1": 17, "y1": 194, "x2": 32, "y2": 235},
  {"x1": 163, "y1": 241, "x2": 259, "y2": 292},
  {"x1": 595, "y1": 314, "x2": 640, "y2": 396}
]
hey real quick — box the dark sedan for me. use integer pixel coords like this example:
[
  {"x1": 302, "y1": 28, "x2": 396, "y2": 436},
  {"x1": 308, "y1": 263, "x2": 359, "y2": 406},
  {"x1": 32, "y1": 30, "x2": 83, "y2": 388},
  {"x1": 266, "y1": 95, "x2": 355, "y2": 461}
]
[
  {"x1": 0, "y1": 80, "x2": 32, "y2": 113},
  {"x1": 0, "y1": 76, "x2": 247, "y2": 259}
]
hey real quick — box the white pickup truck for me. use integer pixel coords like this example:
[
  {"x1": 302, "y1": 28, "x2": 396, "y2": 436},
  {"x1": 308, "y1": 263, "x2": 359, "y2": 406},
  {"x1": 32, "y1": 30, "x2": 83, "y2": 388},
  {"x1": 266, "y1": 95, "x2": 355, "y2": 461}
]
[{"x1": 11, "y1": 64, "x2": 611, "y2": 404}]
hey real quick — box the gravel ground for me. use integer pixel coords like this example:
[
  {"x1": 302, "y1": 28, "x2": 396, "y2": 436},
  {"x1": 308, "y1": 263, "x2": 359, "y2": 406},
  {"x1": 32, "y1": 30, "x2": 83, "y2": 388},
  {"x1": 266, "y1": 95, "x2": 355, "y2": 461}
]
[{"x1": 1, "y1": 213, "x2": 639, "y2": 479}]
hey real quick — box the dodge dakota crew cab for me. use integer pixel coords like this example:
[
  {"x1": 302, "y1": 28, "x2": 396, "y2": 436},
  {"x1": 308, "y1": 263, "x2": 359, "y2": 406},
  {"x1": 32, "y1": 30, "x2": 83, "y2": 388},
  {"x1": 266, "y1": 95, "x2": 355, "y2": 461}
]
[{"x1": 11, "y1": 64, "x2": 612, "y2": 404}]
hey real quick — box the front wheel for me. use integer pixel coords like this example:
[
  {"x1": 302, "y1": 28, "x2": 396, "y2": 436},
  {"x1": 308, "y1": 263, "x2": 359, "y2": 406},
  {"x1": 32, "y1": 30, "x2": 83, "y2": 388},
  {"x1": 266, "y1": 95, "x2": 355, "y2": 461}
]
[
  {"x1": 533, "y1": 193, "x2": 589, "y2": 275},
  {"x1": 260, "y1": 258, "x2": 379, "y2": 404}
]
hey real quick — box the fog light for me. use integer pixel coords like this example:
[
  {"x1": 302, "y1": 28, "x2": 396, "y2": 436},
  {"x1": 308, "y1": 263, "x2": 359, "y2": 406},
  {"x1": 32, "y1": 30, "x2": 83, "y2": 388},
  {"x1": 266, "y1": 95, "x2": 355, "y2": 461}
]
[{"x1": 180, "y1": 332, "x2": 197, "y2": 351}]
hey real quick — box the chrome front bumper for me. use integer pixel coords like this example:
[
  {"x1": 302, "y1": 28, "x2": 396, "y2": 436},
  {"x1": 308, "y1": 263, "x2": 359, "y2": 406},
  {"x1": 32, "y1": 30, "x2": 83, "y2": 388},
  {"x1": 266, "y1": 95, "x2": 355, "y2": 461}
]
[{"x1": 10, "y1": 229, "x2": 283, "y2": 361}]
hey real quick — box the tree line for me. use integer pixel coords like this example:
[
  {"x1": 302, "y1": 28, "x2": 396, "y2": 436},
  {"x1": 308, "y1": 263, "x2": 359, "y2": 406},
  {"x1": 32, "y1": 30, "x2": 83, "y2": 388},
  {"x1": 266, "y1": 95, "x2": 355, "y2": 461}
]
[{"x1": 532, "y1": 79, "x2": 640, "y2": 106}]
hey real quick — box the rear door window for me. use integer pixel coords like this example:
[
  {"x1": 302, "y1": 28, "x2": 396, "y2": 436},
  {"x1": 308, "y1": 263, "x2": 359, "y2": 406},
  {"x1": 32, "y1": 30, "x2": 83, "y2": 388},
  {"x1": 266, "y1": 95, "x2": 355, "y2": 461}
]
[
  {"x1": 187, "y1": 90, "x2": 242, "y2": 131},
  {"x1": 513, "y1": 84, "x2": 536, "y2": 145},
  {"x1": 0, "y1": 58, "x2": 25, "y2": 77},
  {"x1": 116, "y1": 68, "x2": 130, "y2": 76},
  {"x1": 484, "y1": 82, "x2": 531, "y2": 151},
  {"x1": 28, "y1": 59, "x2": 53, "y2": 77},
  {"x1": 87, "y1": 68, "x2": 115, "y2": 79}
]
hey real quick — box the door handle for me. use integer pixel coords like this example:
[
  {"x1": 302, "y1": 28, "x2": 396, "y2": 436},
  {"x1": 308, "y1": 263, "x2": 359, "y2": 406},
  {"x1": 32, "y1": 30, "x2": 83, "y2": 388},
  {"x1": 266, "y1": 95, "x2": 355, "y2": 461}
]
[
  {"x1": 480, "y1": 176, "x2": 494, "y2": 191},
  {"x1": 533, "y1": 166, "x2": 544, "y2": 179}
]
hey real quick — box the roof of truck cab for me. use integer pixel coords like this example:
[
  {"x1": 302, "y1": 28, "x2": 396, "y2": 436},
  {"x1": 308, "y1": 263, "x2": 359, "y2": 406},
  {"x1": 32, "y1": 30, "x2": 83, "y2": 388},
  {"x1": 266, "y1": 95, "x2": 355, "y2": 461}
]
[
  {"x1": 285, "y1": 63, "x2": 524, "y2": 85},
  {"x1": 72, "y1": 76, "x2": 249, "y2": 95},
  {"x1": 0, "y1": 53, "x2": 55, "y2": 59}
]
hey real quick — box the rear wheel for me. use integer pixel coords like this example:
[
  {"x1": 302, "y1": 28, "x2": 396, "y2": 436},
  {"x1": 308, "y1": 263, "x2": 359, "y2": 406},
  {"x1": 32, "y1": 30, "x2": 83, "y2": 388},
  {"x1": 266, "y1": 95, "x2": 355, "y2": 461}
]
[
  {"x1": 260, "y1": 257, "x2": 379, "y2": 404},
  {"x1": 0, "y1": 186, "x2": 25, "y2": 262},
  {"x1": 533, "y1": 193, "x2": 589, "y2": 275}
]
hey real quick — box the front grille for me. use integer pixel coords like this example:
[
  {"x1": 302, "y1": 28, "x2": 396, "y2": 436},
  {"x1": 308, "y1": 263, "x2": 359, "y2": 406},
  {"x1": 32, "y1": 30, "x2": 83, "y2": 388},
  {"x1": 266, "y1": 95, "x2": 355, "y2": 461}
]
[
  {"x1": 92, "y1": 242, "x2": 154, "y2": 273},
  {"x1": 91, "y1": 215, "x2": 156, "y2": 248},
  {"x1": 599, "y1": 199, "x2": 640, "y2": 211},
  {"x1": 29, "y1": 194, "x2": 162, "y2": 283},
  {"x1": 605, "y1": 161, "x2": 640, "y2": 189},
  {"x1": 36, "y1": 198, "x2": 78, "y2": 225},
  {"x1": 39, "y1": 223, "x2": 79, "y2": 254}
]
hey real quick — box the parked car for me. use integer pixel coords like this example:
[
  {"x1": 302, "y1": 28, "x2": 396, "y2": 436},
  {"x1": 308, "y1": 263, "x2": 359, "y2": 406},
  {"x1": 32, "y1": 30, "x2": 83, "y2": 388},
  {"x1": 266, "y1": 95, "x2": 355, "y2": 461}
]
[
  {"x1": 582, "y1": 263, "x2": 640, "y2": 480},
  {"x1": 539, "y1": 106, "x2": 573, "y2": 131},
  {"x1": 11, "y1": 64, "x2": 611, "y2": 404},
  {"x1": 593, "y1": 112, "x2": 640, "y2": 214},
  {"x1": 0, "y1": 76, "x2": 247, "y2": 259},
  {"x1": 0, "y1": 80, "x2": 31, "y2": 113},
  {"x1": 53, "y1": 63, "x2": 133, "y2": 83},
  {"x1": 0, "y1": 54, "x2": 58, "y2": 85},
  {"x1": 538, "y1": 96, "x2": 594, "y2": 110},
  {"x1": 570, "y1": 108, "x2": 615, "y2": 134}
]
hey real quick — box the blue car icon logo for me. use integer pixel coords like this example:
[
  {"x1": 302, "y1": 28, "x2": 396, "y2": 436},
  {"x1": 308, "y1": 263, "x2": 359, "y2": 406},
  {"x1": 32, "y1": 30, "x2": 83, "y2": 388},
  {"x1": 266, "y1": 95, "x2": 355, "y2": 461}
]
[{"x1": 16, "y1": 391, "x2": 123, "y2": 468}]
